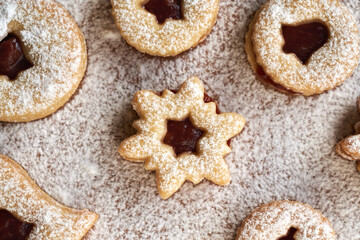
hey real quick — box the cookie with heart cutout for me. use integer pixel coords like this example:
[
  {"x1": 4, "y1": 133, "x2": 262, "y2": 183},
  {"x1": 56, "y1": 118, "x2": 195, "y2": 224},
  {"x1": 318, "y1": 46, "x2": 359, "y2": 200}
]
[{"x1": 245, "y1": 0, "x2": 360, "y2": 95}]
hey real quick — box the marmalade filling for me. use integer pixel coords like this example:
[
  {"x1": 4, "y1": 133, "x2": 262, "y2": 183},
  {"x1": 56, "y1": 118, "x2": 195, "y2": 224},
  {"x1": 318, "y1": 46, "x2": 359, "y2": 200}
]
[{"x1": 0, "y1": 34, "x2": 33, "y2": 80}]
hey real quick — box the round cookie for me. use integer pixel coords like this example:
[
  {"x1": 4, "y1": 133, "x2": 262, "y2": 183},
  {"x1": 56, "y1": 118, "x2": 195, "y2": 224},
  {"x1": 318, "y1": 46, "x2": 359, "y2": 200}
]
[
  {"x1": 0, "y1": 0, "x2": 87, "y2": 122},
  {"x1": 111, "y1": 0, "x2": 219, "y2": 56},
  {"x1": 236, "y1": 201, "x2": 336, "y2": 240},
  {"x1": 245, "y1": 0, "x2": 360, "y2": 96}
]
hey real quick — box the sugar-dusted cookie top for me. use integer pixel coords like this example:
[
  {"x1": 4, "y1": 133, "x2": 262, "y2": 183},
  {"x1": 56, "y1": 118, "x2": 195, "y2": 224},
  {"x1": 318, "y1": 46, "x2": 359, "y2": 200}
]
[
  {"x1": 0, "y1": 0, "x2": 87, "y2": 122},
  {"x1": 111, "y1": 0, "x2": 219, "y2": 56},
  {"x1": 0, "y1": 154, "x2": 98, "y2": 239},
  {"x1": 119, "y1": 77, "x2": 246, "y2": 199},
  {"x1": 236, "y1": 201, "x2": 336, "y2": 240},
  {"x1": 336, "y1": 97, "x2": 360, "y2": 171},
  {"x1": 245, "y1": 0, "x2": 360, "y2": 95}
]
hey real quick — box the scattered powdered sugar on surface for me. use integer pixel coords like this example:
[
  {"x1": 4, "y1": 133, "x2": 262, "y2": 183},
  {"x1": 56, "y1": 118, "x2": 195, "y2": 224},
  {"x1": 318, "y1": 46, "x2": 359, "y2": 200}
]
[
  {"x1": 0, "y1": 0, "x2": 16, "y2": 40},
  {"x1": 252, "y1": 0, "x2": 360, "y2": 94},
  {"x1": 0, "y1": 0, "x2": 85, "y2": 120},
  {"x1": 111, "y1": 0, "x2": 219, "y2": 55},
  {"x1": 1, "y1": 0, "x2": 360, "y2": 239}
]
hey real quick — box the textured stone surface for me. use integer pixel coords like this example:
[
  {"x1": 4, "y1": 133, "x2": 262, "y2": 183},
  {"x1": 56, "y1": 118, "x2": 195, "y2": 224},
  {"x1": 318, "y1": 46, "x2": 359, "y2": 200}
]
[{"x1": 1, "y1": 0, "x2": 360, "y2": 239}]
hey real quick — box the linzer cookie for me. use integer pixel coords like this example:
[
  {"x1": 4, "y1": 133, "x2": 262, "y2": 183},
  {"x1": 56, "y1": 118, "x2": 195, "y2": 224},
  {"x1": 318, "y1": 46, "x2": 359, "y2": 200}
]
[
  {"x1": 236, "y1": 201, "x2": 336, "y2": 240},
  {"x1": 119, "y1": 77, "x2": 246, "y2": 199},
  {"x1": 336, "y1": 97, "x2": 360, "y2": 171},
  {"x1": 0, "y1": 0, "x2": 87, "y2": 122},
  {"x1": 245, "y1": 0, "x2": 360, "y2": 95},
  {"x1": 110, "y1": 0, "x2": 219, "y2": 56},
  {"x1": 0, "y1": 154, "x2": 98, "y2": 239}
]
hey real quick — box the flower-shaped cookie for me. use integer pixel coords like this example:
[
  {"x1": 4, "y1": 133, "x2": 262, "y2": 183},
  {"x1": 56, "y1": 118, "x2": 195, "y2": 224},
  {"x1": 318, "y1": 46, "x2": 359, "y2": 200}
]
[
  {"x1": 336, "y1": 97, "x2": 360, "y2": 171},
  {"x1": 119, "y1": 77, "x2": 246, "y2": 199},
  {"x1": 0, "y1": 154, "x2": 98, "y2": 239}
]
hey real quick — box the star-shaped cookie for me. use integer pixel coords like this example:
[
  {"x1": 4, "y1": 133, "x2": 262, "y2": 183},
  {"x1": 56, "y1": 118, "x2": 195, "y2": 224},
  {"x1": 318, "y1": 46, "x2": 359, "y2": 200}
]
[{"x1": 119, "y1": 77, "x2": 246, "y2": 199}]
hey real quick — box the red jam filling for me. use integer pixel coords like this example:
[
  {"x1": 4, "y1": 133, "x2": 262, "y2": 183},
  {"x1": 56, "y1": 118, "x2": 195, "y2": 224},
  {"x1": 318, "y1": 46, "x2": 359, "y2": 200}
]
[
  {"x1": 278, "y1": 227, "x2": 298, "y2": 240},
  {"x1": 256, "y1": 66, "x2": 297, "y2": 94},
  {"x1": 0, "y1": 210, "x2": 34, "y2": 240},
  {"x1": 253, "y1": 22, "x2": 329, "y2": 94},
  {"x1": 282, "y1": 22, "x2": 329, "y2": 64},
  {"x1": 164, "y1": 118, "x2": 204, "y2": 156},
  {"x1": 0, "y1": 34, "x2": 33, "y2": 80},
  {"x1": 144, "y1": 0, "x2": 183, "y2": 24},
  {"x1": 163, "y1": 91, "x2": 229, "y2": 156}
]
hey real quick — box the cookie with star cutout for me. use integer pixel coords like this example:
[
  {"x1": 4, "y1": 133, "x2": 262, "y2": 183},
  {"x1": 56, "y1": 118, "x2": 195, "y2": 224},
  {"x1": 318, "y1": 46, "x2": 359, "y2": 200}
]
[
  {"x1": 110, "y1": 0, "x2": 220, "y2": 56},
  {"x1": 119, "y1": 77, "x2": 246, "y2": 199},
  {"x1": 236, "y1": 201, "x2": 335, "y2": 240},
  {"x1": 0, "y1": 154, "x2": 98, "y2": 239}
]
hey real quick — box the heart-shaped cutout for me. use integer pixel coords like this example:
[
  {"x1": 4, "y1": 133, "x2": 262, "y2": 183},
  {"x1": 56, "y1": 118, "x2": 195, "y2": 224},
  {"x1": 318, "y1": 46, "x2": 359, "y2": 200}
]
[
  {"x1": 282, "y1": 22, "x2": 329, "y2": 64},
  {"x1": 278, "y1": 227, "x2": 298, "y2": 240},
  {"x1": 0, "y1": 34, "x2": 33, "y2": 80},
  {"x1": 143, "y1": 0, "x2": 183, "y2": 24}
]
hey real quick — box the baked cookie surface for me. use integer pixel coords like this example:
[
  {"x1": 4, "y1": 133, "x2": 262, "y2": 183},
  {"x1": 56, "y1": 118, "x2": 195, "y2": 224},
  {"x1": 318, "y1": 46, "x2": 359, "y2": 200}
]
[
  {"x1": 336, "y1": 97, "x2": 360, "y2": 171},
  {"x1": 0, "y1": 0, "x2": 87, "y2": 122},
  {"x1": 119, "y1": 77, "x2": 245, "y2": 199},
  {"x1": 245, "y1": 0, "x2": 360, "y2": 95},
  {"x1": 236, "y1": 201, "x2": 336, "y2": 240},
  {"x1": 2, "y1": 0, "x2": 360, "y2": 239},
  {"x1": 111, "y1": 0, "x2": 219, "y2": 56},
  {"x1": 0, "y1": 154, "x2": 98, "y2": 239}
]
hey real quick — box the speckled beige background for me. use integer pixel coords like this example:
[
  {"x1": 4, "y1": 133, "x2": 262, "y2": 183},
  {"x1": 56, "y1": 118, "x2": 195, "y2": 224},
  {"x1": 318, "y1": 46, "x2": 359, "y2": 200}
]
[{"x1": 1, "y1": 0, "x2": 360, "y2": 239}]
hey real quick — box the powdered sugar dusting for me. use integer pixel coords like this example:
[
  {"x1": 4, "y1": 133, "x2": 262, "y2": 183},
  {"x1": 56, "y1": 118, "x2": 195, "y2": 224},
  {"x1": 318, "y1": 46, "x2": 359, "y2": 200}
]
[
  {"x1": 0, "y1": 0, "x2": 86, "y2": 121},
  {"x1": 111, "y1": 0, "x2": 219, "y2": 55},
  {"x1": 0, "y1": 0, "x2": 16, "y2": 39},
  {"x1": 1, "y1": 0, "x2": 360, "y2": 239},
  {"x1": 237, "y1": 201, "x2": 335, "y2": 239},
  {"x1": 343, "y1": 135, "x2": 360, "y2": 155},
  {"x1": 0, "y1": 155, "x2": 98, "y2": 239},
  {"x1": 252, "y1": 0, "x2": 360, "y2": 95},
  {"x1": 336, "y1": 98, "x2": 360, "y2": 161},
  {"x1": 119, "y1": 77, "x2": 245, "y2": 199}
]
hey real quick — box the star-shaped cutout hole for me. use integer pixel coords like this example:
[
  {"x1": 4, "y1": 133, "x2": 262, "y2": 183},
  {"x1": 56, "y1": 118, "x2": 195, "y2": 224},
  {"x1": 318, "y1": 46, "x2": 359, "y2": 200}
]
[
  {"x1": 164, "y1": 118, "x2": 204, "y2": 156},
  {"x1": 278, "y1": 227, "x2": 298, "y2": 240},
  {"x1": 143, "y1": 0, "x2": 183, "y2": 24},
  {"x1": 282, "y1": 22, "x2": 329, "y2": 64},
  {"x1": 119, "y1": 77, "x2": 246, "y2": 199},
  {"x1": 0, "y1": 34, "x2": 33, "y2": 80},
  {"x1": 163, "y1": 91, "x2": 223, "y2": 156}
]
